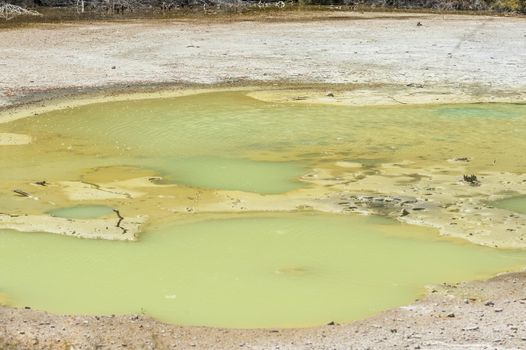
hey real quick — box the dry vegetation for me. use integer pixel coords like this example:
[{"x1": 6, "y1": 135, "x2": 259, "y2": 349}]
[{"x1": 0, "y1": 0, "x2": 524, "y2": 22}]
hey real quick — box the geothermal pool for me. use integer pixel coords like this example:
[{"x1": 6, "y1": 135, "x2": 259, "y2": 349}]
[
  {"x1": 1, "y1": 214, "x2": 525, "y2": 328},
  {"x1": 0, "y1": 91, "x2": 525, "y2": 328}
]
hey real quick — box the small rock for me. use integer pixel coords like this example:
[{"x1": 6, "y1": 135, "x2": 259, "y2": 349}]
[
  {"x1": 400, "y1": 208, "x2": 410, "y2": 217},
  {"x1": 463, "y1": 174, "x2": 480, "y2": 186},
  {"x1": 485, "y1": 301, "x2": 495, "y2": 307},
  {"x1": 463, "y1": 326, "x2": 479, "y2": 331},
  {"x1": 417, "y1": 22, "x2": 422, "y2": 27},
  {"x1": 111, "y1": 66, "x2": 116, "y2": 69},
  {"x1": 447, "y1": 313, "x2": 455, "y2": 318},
  {"x1": 326, "y1": 92, "x2": 335, "y2": 97},
  {"x1": 494, "y1": 308, "x2": 503, "y2": 312}
]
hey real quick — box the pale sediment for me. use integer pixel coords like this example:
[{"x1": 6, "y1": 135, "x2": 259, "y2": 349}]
[
  {"x1": 2, "y1": 160, "x2": 526, "y2": 247},
  {"x1": 162, "y1": 162, "x2": 526, "y2": 249},
  {"x1": 0, "y1": 132, "x2": 31, "y2": 145},
  {"x1": 1, "y1": 12, "x2": 526, "y2": 114},
  {"x1": 247, "y1": 86, "x2": 526, "y2": 107},
  {"x1": 0, "y1": 213, "x2": 146, "y2": 241}
]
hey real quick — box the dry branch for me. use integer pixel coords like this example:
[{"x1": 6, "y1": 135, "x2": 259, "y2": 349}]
[{"x1": 0, "y1": 2, "x2": 41, "y2": 20}]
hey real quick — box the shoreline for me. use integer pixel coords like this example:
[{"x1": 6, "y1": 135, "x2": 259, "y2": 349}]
[
  {"x1": 2, "y1": 270, "x2": 526, "y2": 349},
  {"x1": 2, "y1": 82, "x2": 526, "y2": 126}
]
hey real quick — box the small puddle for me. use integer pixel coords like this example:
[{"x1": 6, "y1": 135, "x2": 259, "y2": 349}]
[
  {"x1": 493, "y1": 196, "x2": 526, "y2": 215},
  {"x1": 0, "y1": 213, "x2": 524, "y2": 328},
  {"x1": 146, "y1": 156, "x2": 305, "y2": 194},
  {"x1": 47, "y1": 205, "x2": 115, "y2": 220}
]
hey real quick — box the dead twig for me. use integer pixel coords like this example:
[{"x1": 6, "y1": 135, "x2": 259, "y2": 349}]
[{"x1": 113, "y1": 209, "x2": 127, "y2": 234}]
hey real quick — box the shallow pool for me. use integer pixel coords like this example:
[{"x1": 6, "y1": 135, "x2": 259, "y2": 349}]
[
  {"x1": 493, "y1": 196, "x2": 526, "y2": 215},
  {"x1": 1, "y1": 213, "x2": 525, "y2": 328},
  {"x1": 1, "y1": 91, "x2": 526, "y2": 328},
  {"x1": 47, "y1": 205, "x2": 115, "y2": 219}
]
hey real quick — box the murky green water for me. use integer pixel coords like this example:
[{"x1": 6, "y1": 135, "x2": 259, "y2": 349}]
[
  {"x1": 2, "y1": 93, "x2": 526, "y2": 189},
  {"x1": 148, "y1": 156, "x2": 305, "y2": 193},
  {"x1": 494, "y1": 196, "x2": 526, "y2": 215},
  {"x1": 1, "y1": 213, "x2": 524, "y2": 328},
  {"x1": 47, "y1": 205, "x2": 115, "y2": 219},
  {"x1": 1, "y1": 91, "x2": 526, "y2": 328}
]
